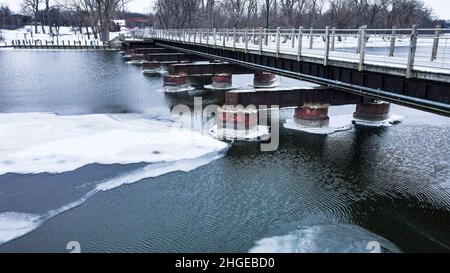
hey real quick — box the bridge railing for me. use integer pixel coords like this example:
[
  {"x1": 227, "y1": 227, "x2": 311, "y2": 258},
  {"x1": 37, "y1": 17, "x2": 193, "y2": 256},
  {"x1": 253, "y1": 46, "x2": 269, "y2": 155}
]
[{"x1": 135, "y1": 26, "x2": 450, "y2": 76}]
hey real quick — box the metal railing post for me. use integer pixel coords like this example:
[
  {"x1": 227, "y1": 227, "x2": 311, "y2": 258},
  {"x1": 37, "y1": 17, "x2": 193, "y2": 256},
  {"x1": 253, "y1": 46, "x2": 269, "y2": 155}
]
[
  {"x1": 389, "y1": 26, "x2": 397, "y2": 57},
  {"x1": 431, "y1": 25, "x2": 441, "y2": 61},
  {"x1": 309, "y1": 27, "x2": 314, "y2": 49},
  {"x1": 357, "y1": 28, "x2": 361, "y2": 54},
  {"x1": 331, "y1": 27, "x2": 336, "y2": 51},
  {"x1": 358, "y1": 26, "x2": 367, "y2": 71},
  {"x1": 276, "y1": 27, "x2": 281, "y2": 58},
  {"x1": 233, "y1": 28, "x2": 236, "y2": 51},
  {"x1": 264, "y1": 28, "x2": 268, "y2": 46},
  {"x1": 406, "y1": 25, "x2": 418, "y2": 78},
  {"x1": 259, "y1": 27, "x2": 263, "y2": 55},
  {"x1": 297, "y1": 26, "x2": 303, "y2": 61},
  {"x1": 324, "y1": 26, "x2": 331, "y2": 66},
  {"x1": 252, "y1": 28, "x2": 256, "y2": 44},
  {"x1": 213, "y1": 28, "x2": 217, "y2": 48},
  {"x1": 244, "y1": 28, "x2": 249, "y2": 53},
  {"x1": 291, "y1": 28, "x2": 296, "y2": 48},
  {"x1": 206, "y1": 29, "x2": 210, "y2": 45},
  {"x1": 223, "y1": 29, "x2": 227, "y2": 48}
]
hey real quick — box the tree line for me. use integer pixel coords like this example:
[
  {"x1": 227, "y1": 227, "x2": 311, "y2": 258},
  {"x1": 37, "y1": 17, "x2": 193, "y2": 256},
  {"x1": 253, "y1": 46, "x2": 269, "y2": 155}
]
[
  {"x1": 155, "y1": 0, "x2": 439, "y2": 29},
  {"x1": 0, "y1": 0, "x2": 443, "y2": 44},
  {"x1": 0, "y1": 0, "x2": 131, "y2": 42}
]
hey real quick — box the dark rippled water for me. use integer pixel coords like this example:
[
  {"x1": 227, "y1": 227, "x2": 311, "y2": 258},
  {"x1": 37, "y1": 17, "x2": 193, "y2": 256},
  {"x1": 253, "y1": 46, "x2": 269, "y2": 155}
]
[{"x1": 0, "y1": 50, "x2": 449, "y2": 253}]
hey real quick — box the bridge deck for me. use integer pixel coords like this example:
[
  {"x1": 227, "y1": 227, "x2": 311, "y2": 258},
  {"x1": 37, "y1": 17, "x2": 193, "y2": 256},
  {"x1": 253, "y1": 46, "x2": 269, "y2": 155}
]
[
  {"x1": 125, "y1": 28, "x2": 450, "y2": 116},
  {"x1": 131, "y1": 28, "x2": 450, "y2": 82}
]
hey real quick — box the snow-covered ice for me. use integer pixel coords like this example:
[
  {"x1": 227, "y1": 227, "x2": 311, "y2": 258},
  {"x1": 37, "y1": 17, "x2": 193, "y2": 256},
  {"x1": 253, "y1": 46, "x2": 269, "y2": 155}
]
[
  {"x1": 0, "y1": 212, "x2": 42, "y2": 245},
  {"x1": 0, "y1": 112, "x2": 229, "y2": 245},
  {"x1": 249, "y1": 223, "x2": 402, "y2": 253},
  {"x1": 209, "y1": 125, "x2": 271, "y2": 141},
  {"x1": 284, "y1": 114, "x2": 403, "y2": 135},
  {"x1": 353, "y1": 115, "x2": 403, "y2": 127},
  {"x1": 0, "y1": 113, "x2": 228, "y2": 175},
  {"x1": 284, "y1": 115, "x2": 354, "y2": 135}
]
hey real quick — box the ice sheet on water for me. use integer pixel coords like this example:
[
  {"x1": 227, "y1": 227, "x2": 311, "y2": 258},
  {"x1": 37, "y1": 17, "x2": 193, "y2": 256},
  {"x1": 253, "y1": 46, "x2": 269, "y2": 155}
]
[
  {"x1": 0, "y1": 113, "x2": 228, "y2": 175},
  {"x1": 0, "y1": 212, "x2": 42, "y2": 245},
  {"x1": 354, "y1": 115, "x2": 403, "y2": 127},
  {"x1": 284, "y1": 114, "x2": 404, "y2": 135},
  {"x1": 284, "y1": 115, "x2": 354, "y2": 135},
  {"x1": 0, "y1": 153, "x2": 223, "y2": 246},
  {"x1": 249, "y1": 223, "x2": 401, "y2": 253},
  {"x1": 96, "y1": 152, "x2": 224, "y2": 191},
  {"x1": 0, "y1": 112, "x2": 229, "y2": 245},
  {"x1": 209, "y1": 125, "x2": 271, "y2": 142}
]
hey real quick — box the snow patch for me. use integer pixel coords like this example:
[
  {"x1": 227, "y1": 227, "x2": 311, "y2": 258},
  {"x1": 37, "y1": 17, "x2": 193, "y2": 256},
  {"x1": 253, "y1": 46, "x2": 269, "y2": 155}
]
[
  {"x1": 284, "y1": 115, "x2": 354, "y2": 135},
  {"x1": 353, "y1": 115, "x2": 403, "y2": 127},
  {"x1": 0, "y1": 153, "x2": 223, "y2": 245},
  {"x1": 96, "y1": 153, "x2": 224, "y2": 191},
  {"x1": 0, "y1": 212, "x2": 42, "y2": 245},
  {"x1": 0, "y1": 113, "x2": 228, "y2": 175},
  {"x1": 209, "y1": 125, "x2": 271, "y2": 141},
  {"x1": 0, "y1": 112, "x2": 229, "y2": 245},
  {"x1": 249, "y1": 223, "x2": 401, "y2": 253}
]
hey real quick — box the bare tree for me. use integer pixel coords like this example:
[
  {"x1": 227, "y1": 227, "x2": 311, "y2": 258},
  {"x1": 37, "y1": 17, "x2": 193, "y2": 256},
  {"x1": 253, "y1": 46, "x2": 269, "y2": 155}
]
[
  {"x1": 156, "y1": 0, "x2": 200, "y2": 29},
  {"x1": 63, "y1": 0, "x2": 127, "y2": 42},
  {"x1": 154, "y1": 0, "x2": 436, "y2": 29},
  {"x1": 44, "y1": 0, "x2": 53, "y2": 34},
  {"x1": 23, "y1": 0, "x2": 41, "y2": 33}
]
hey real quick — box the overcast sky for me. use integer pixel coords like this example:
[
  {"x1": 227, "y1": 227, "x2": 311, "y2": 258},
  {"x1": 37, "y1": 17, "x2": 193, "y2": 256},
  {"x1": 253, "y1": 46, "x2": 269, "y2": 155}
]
[{"x1": 1, "y1": 0, "x2": 449, "y2": 19}]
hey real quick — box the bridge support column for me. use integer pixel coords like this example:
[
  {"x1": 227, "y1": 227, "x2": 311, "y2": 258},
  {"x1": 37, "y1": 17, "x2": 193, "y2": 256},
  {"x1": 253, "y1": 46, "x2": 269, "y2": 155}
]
[
  {"x1": 212, "y1": 73, "x2": 232, "y2": 89},
  {"x1": 163, "y1": 74, "x2": 190, "y2": 92},
  {"x1": 143, "y1": 61, "x2": 161, "y2": 70},
  {"x1": 294, "y1": 103, "x2": 330, "y2": 128},
  {"x1": 253, "y1": 72, "x2": 277, "y2": 88},
  {"x1": 122, "y1": 48, "x2": 133, "y2": 55},
  {"x1": 128, "y1": 53, "x2": 145, "y2": 61},
  {"x1": 353, "y1": 101, "x2": 391, "y2": 121},
  {"x1": 217, "y1": 106, "x2": 258, "y2": 131}
]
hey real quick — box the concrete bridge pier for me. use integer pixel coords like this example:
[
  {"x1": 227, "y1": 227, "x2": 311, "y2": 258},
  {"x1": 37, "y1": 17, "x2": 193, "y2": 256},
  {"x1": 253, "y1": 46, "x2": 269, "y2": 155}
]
[
  {"x1": 353, "y1": 101, "x2": 391, "y2": 121},
  {"x1": 206, "y1": 73, "x2": 234, "y2": 90},
  {"x1": 124, "y1": 53, "x2": 145, "y2": 62},
  {"x1": 213, "y1": 105, "x2": 271, "y2": 141},
  {"x1": 163, "y1": 74, "x2": 191, "y2": 92},
  {"x1": 253, "y1": 71, "x2": 277, "y2": 88},
  {"x1": 217, "y1": 106, "x2": 258, "y2": 131},
  {"x1": 294, "y1": 103, "x2": 330, "y2": 128},
  {"x1": 143, "y1": 61, "x2": 161, "y2": 70}
]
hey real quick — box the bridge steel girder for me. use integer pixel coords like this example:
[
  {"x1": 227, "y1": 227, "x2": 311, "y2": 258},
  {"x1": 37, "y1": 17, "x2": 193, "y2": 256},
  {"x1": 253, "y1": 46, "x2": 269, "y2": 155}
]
[
  {"x1": 122, "y1": 40, "x2": 155, "y2": 50},
  {"x1": 144, "y1": 53, "x2": 206, "y2": 62},
  {"x1": 226, "y1": 88, "x2": 363, "y2": 108},
  {"x1": 153, "y1": 40, "x2": 450, "y2": 117},
  {"x1": 134, "y1": 48, "x2": 176, "y2": 54},
  {"x1": 168, "y1": 63, "x2": 253, "y2": 75}
]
